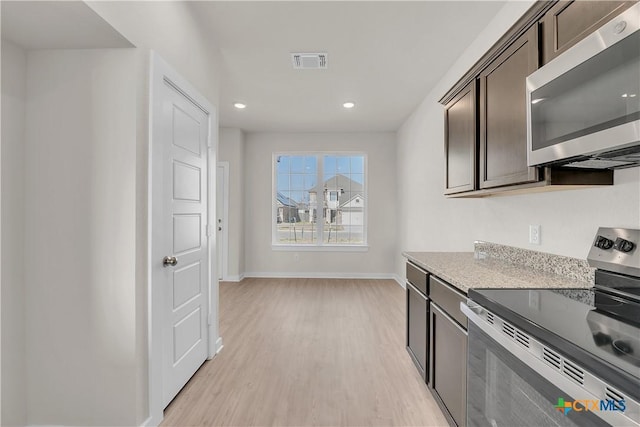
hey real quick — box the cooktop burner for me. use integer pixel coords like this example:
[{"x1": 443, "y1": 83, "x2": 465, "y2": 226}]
[{"x1": 587, "y1": 308, "x2": 640, "y2": 367}]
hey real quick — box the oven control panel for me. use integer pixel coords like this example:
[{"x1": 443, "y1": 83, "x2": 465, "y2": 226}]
[{"x1": 588, "y1": 228, "x2": 639, "y2": 277}]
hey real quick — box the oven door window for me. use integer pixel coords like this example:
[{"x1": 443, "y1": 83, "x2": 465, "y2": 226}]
[{"x1": 467, "y1": 323, "x2": 606, "y2": 427}]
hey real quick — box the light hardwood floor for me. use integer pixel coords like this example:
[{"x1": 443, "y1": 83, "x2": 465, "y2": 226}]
[{"x1": 161, "y1": 278, "x2": 448, "y2": 426}]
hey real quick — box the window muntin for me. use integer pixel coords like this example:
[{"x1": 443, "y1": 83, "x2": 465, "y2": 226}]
[{"x1": 274, "y1": 153, "x2": 366, "y2": 247}]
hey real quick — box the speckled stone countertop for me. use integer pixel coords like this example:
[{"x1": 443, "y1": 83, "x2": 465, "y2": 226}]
[{"x1": 403, "y1": 251, "x2": 593, "y2": 295}]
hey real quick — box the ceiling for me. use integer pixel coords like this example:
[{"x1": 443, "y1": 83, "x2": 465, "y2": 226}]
[
  {"x1": 190, "y1": 1, "x2": 507, "y2": 133},
  {"x1": 1, "y1": 1, "x2": 508, "y2": 134},
  {"x1": 1, "y1": 1, "x2": 132, "y2": 49}
]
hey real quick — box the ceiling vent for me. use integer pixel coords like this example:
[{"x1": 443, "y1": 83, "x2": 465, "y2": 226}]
[{"x1": 291, "y1": 53, "x2": 327, "y2": 70}]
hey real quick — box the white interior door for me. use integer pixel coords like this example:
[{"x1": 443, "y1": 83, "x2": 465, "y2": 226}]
[
  {"x1": 158, "y1": 76, "x2": 210, "y2": 408},
  {"x1": 216, "y1": 163, "x2": 228, "y2": 280}
]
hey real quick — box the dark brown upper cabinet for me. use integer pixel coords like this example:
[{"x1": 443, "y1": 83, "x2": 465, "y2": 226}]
[
  {"x1": 438, "y1": 1, "x2": 616, "y2": 197},
  {"x1": 478, "y1": 25, "x2": 539, "y2": 189},
  {"x1": 542, "y1": 1, "x2": 636, "y2": 65},
  {"x1": 444, "y1": 81, "x2": 477, "y2": 195}
]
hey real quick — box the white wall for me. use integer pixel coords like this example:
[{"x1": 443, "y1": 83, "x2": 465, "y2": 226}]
[
  {"x1": 244, "y1": 132, "x2": 397, "y2": 278},
  {"x1": 0, "y1": 4, "x2": 223, "y2": 425},
  {"x1": 24, "y1": 49, "x2": 143, "y2": 426},
  {"x1": 87, "y1": 1, "x2": 221, "y2": 108},
  {"x1": 396, "y1": 0, "x2": 640, "y2": 279},
  {"x1": 1, "y1": 39, "x2": 27, "y2": 427},
  {"x1": 219, "y1": 128, "x2": 245, "y2": 280}
]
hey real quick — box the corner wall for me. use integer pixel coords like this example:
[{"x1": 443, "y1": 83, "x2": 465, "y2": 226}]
[
  {"x1": 244, "y1": 132, "x2": 397, "y2": 278},
  {"x1": 1, "y1": 39, "x2": 27, "y2": 427},
  {"x1": 24, "y1": 48, "x2": 142, "y2": 426},
  {"x1": 87, "y1": 1, "x2": 221, "y2": 110},
  {"x1": 396, "y1": 0, "x2": 640, "y2": 280},
  {"x1": 219, "y1": 128, "x2": 245, "y2": 280}
]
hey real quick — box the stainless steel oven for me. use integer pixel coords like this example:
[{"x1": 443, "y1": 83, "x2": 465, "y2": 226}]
[
  {"x1": 526, "y1": 2, "x2": 640, "y2": 169},
  {"x1": 462, "y1": 301, "x2": 638, "y2": 427},
  {"x1": 462, "y1": 227, "x2": 640, "y2": 427}
]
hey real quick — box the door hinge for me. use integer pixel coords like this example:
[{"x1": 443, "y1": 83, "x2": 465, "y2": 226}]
[{"x1": 206, "y1": 224, "x2": 213, "y2": 237}]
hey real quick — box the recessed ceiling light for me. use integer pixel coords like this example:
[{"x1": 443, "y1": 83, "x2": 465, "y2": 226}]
[
  {"x1": 234, "y1": 102, "x2": 246, "y2": 109},
  {"x1": 343, "y1": 101, "x2": 355, "y2": 109}
]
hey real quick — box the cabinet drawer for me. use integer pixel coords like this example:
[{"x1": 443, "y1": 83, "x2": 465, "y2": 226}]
[
  {"x1": 429, "y1": 276, "x2": 467, "y2": 329},
  {"x1": 406, "y1": 262, "x2": 428, "y2": 295}
]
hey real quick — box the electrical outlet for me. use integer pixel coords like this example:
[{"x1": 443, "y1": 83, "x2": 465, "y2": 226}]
[{"x1": 529, "y1": 225, "x2": 541, "y2": 245}]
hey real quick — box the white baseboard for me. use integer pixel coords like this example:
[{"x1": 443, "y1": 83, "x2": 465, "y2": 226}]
[
  {"x1": 243, "y1": 272, "x2": 398, "y2": 280},
  {"x1": 223, "y1": 274, "x2": 244, "y2": 282},
  {"x1": 393, "y1": 274, "x2": 405, "y2": 288},
  {"x1": 28, "y1": 415, "x2": 157, "y2": 427}
]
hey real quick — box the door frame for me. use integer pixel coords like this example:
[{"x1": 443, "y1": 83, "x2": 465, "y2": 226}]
[
  {"x1": 217, "y1": 161, "x2": 230, "y2": 281},
  {"x1": 148, "y1": 52, "x2": 220, "y2": 426}
]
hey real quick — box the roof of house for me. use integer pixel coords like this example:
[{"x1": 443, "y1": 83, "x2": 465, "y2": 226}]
[
  {"x1": 340, "y1": 193, "x2": 365, "y2": 209},
  {"x1": 310, "y1": 174, "x2": 363, "y2": 207},
  {"x1": 276, "y1": 191, "x2": 298, "y2": 208}
]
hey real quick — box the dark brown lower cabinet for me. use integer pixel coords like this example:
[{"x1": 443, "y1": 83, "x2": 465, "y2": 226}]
[
  {"x1": 431, "y1": 303, "x2": 468, "y2": 427},
  {"x1": 406, "y1": 262, "x2": 429, "y2": 380},
  {"x1": 430, "y1": 276, "x2": 468, "y2": 427},
  {"x1": 407, "y1": 283, "x2": 428, "y2": 379}
]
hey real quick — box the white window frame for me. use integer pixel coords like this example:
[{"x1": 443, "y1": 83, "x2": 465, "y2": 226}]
[{"x1": 272, "y1": 152, "x2": 368, "y2": 251}]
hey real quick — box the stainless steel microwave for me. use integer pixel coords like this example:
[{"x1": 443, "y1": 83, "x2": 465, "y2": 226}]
[{"x1": 527, "y1": 3, "x2": 640, "y2": 169}]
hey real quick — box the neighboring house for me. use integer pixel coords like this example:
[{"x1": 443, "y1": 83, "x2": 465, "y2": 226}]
[
  {"x1": 308, "y1": 174, "x2": 364, "y2": 225},
  {"x1": 297, "y1": 202, "x2": 310, "y2": 223},
  {"x1": 276, "y1": 191, "x2": 301, "y2": 223},
  {"x1": 340, "y1": 194, "x2": 365, "y2": 226}
]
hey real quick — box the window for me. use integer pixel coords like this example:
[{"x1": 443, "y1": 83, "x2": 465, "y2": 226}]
[{"x1": 274, "y1": 153, "x2": 366, "y2": 248}]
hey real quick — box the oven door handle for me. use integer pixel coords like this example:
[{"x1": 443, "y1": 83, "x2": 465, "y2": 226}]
[{"x1": 460, "y1": 300, "x2": 487, "y2": 326}]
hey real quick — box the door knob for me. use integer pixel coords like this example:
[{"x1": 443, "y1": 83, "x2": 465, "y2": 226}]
[{"x1": 163, "y1": 256, "x2": 178, "y2": 267}]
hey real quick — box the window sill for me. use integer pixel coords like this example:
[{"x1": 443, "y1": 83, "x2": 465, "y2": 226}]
[{"x1": 271, "y1": 244, "x2": 369, "y2": 252}]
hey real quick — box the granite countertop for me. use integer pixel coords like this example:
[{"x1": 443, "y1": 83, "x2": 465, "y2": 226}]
[{"x1": 403, "y1": 251, "x2": 594, "y2": 294}]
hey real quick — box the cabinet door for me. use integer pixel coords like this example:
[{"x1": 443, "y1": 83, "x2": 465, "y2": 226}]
[
  {"x1": 479, "y1": 25, "x2": 539, "y2": 189},
  {"x1": 444, "y1": 81, "x2": 476, "y2": 195},
  {"x1": 431, "y1": 302, "x2": 467, "y2": 427},
  {"x1": 407, "y1": 284, "x2": 428, "y2": 380},
  {"x1": 542, "y1": 1, "x2": 635, "y2": 65}
]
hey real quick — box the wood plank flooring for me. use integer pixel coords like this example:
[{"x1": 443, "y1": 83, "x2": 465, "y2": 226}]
[{"x1": 161, "y1": 278, "x2": 448, "y2": 426}]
